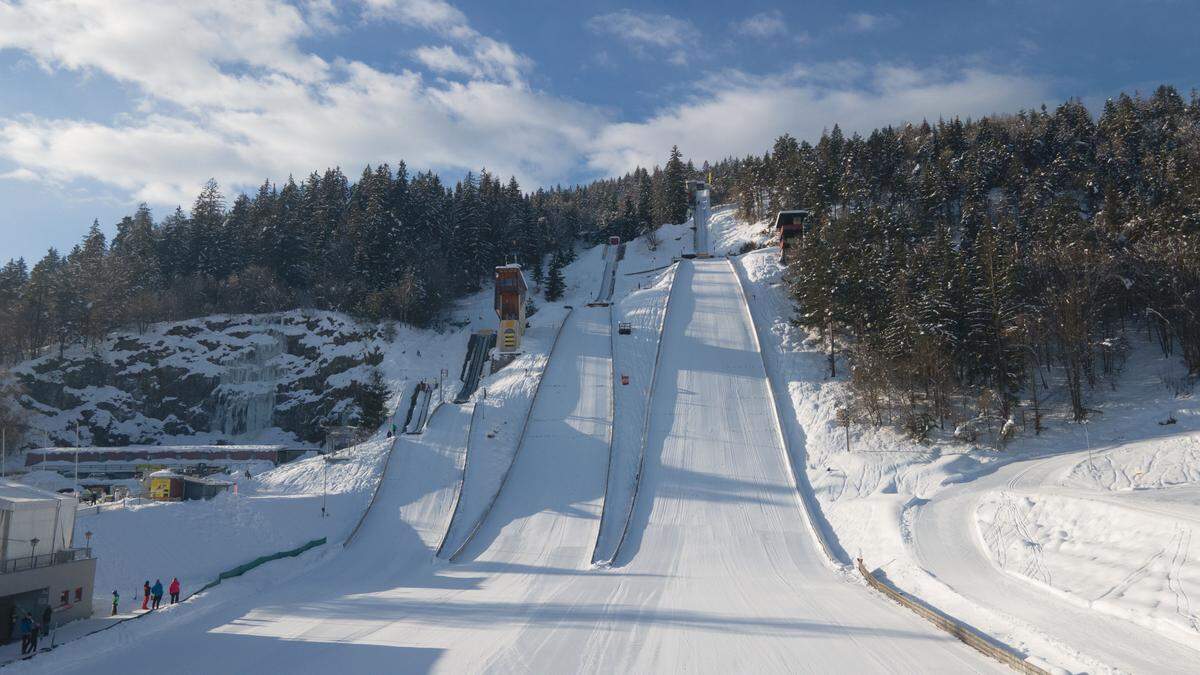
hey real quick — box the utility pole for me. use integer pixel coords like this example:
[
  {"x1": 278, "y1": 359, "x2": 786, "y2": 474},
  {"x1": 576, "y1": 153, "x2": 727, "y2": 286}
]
[
  {"x1": 1083, "y1": 417, "x2": 1093, "y2": 473},
  {"x1": 2, "y1": 427, "x2": 6, "y2": 479},
  {"x1": 74, "y1": 422, "x2": 80, "y2": 486},
  {"x1": 321, "y1": 460, "x2": 328, "y2": 518}
]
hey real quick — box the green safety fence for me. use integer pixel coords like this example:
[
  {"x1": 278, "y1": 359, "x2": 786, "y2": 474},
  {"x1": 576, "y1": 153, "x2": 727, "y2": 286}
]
[
  {"x1": 2, "y1": 537, "x2": 328, "y2": 667},
  {"x1": 196, "y1": 537, "x2": 327, "y2": 594}
]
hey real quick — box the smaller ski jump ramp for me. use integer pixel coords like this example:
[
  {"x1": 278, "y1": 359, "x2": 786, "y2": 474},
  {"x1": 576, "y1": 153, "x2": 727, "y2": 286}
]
[
  {"x1": 590, "y1": 241, "x2": 623, "y2": 306},
  {"x1": 404, "y1": 381, "x2": 435, "y2": 434},
  {"x1": 454, "y1": 331, "x2": 495, "y2": 403}
]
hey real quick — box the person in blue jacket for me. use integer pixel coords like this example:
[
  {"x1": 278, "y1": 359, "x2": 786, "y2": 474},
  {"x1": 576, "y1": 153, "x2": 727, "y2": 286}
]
[
  {"x1": 18, "y1": 614, "x2": 33, "y2": 654},
  {"x1": 151, "y1": 580, "x2": 164, "y2": 609}
]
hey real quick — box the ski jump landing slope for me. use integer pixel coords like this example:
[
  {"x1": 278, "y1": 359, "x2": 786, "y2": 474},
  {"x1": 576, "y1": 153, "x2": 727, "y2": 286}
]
[
  {"x1": 452, "y1": 307, "x2": 613, "y2": 567},
  {"x1": 607, "y1": 260, "x2": 996, "y2": 672},
  {"x1": 28, "y1": 262, "x2": 999, "y2": 674}
]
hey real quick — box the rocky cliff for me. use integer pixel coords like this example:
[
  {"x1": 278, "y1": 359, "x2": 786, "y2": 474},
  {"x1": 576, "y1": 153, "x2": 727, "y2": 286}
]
[{"x1": 12, "y1": 310, "x2": 390, "y2": 447}]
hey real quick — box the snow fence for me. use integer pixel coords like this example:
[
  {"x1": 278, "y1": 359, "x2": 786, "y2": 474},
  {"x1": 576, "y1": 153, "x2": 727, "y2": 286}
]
[
  {"x1": 856, "y1": 558, "x2": 1051, "y2": 675},
  {"x1": 197, "y1": 537, "x2": 327, "y2": 592},
  {"x1": 33, "y1": 536, "x2": 328, "y2": 661}
]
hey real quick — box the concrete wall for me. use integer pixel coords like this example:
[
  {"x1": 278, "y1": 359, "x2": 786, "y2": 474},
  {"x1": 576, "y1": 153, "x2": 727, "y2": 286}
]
[{"x1": 0, "y1": 557, "x2": 97, "y2": 627}]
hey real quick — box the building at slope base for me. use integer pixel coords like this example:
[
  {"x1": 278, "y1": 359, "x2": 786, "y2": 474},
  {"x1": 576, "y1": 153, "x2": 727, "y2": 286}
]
[{"x1": 0, "y1": 481, "x2": 96, "y2": 642}]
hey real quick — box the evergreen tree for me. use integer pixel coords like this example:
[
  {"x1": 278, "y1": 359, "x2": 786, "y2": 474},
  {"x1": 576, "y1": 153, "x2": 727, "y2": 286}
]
[
  {"x1": 660, "y1": 145, "x2": 689, "y2": 224},
  {"x1": 356, "y1": 368, "x2": 390, "y2": 431},
  {"x1": 544, "y1": 253, "x2": 566, "y2": 301},
  {"x1": 191, "y1": 179, "x2": 226, "y2": 279}
]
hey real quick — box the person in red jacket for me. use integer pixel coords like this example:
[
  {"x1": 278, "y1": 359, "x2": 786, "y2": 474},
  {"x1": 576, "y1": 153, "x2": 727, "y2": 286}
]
[
  {"x1": 142, "y1": 581, "x2": 151, "y2": 610},
  {"x1": 169, "y1": 578, "x2": 181, "y2": 604}
]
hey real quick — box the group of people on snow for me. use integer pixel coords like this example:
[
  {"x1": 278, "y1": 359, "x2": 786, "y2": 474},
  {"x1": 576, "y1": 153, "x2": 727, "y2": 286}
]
[
  {"x1": 139, "y1": 577, "x2": 181, "y2": 610},
  {"x1": 110, "y1": 577, "x2": 181, "y2": 616},
  {"x1": 15, "y1": 606, "x2": 52, "y2": 656}
]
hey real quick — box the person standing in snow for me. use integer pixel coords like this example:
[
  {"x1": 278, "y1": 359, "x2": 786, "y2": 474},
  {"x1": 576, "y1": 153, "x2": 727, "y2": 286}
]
[
  {"x1": 151, "y1": 580, "x2": 163, "y2": 609},
  {"x1": 28, "y1": 618, "x2": 39, "y2": 653},
  {"x1": 40, "y1": 606, "x2": 50, "y2": 636},
  {"x1": 169, "y1": 578, "x2": 181, "y2": 604},
  {"x1": 142, "y1": 580, "x2": 151, "y2": 610},
  {"x1": 18, "y1": 614, "x2": 32, "y2": 654},
  {"x1": 111, "y1": 590, "x2": 119, "y2": 616}
]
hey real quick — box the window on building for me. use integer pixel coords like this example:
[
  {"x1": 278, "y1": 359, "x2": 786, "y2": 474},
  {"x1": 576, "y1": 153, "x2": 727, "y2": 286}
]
[
  {"x1": 75, "y1": 587, "x2": 83, "y2": 602},
  {"x1": 60, "y1": 590, "x2": 69, "y2": 605}
]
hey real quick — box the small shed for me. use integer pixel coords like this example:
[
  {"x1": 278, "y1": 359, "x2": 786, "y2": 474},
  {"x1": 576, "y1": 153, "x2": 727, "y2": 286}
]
[{"x1": 148, "y1": 471, "x2": 232, "y2": 502}]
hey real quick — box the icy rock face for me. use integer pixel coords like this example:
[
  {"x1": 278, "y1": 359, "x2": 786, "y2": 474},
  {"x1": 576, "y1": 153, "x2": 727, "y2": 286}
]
[
  {"x1": 210, "y1": 324, "x2": 286, "y2": 437},
  {"x1": 10, "y1": 310, "x2": 385, "y2": 447}
]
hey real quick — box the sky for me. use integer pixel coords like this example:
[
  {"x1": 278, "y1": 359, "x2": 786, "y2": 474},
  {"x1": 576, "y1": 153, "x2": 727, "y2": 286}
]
[{"x1": 1, "y1": 0, "x2": 1197, "y2": 264}]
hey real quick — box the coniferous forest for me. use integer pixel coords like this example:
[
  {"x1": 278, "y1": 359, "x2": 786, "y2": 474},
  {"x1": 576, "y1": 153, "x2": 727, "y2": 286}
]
[
  {"x1": 0, "y1": 147, "x2": 692, "y2": 364},
  {"x1": 709, "y1": 86, "x2": 1199, "y2": 433},
  {"x1": 4, "y1": 86, "x2": 1200, "y2": 438}
]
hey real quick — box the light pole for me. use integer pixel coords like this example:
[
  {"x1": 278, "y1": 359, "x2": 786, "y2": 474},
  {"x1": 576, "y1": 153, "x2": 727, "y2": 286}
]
[
  {"x1": 2, "y1": 426, "x2": 6, "y2": 478},
  {"x1": 1083, "y1": 417, "x2": 1093, "y2": 473},
  {"x1": 84, "y1": 531, "x2": 93, "y2": 557},
  {"x1": 29, "y1": 537, "x2": 39, "y2": 566},
  {"x1": 321, "y1": 460, "x2": 328, "y2": 518},
  {"x1": 74, "y1": 421, "x2": 80, "y2": 488}
]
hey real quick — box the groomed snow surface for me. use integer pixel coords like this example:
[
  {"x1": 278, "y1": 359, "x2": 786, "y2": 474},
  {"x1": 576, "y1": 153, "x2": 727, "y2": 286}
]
[
  {"x1": 12, "y1": 253, "x2": 1001, "y2": 674},
  {"x1": 13, "y1": 205, "x2": 1200, "y2": 673}
]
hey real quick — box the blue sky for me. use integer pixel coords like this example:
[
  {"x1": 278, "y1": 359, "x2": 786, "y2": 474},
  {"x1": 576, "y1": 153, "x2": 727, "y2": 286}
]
[{"x1": 1, "y1": 0, "x2": 1197, "y2": 264}]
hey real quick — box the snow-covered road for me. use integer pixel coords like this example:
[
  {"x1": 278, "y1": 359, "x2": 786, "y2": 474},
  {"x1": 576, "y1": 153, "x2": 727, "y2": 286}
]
[
  {"x1": 20, "y1": 261, "x2": 999, "y2": 674},
  {"x1": 913, "y1": 447, "x2": 1200, "y2": 673}
]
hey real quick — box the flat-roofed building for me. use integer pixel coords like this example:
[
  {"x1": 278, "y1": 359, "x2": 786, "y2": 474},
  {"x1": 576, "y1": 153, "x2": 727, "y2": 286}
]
[{"x1": 0, "y1": 481, "x2": 96, "y2": 642}]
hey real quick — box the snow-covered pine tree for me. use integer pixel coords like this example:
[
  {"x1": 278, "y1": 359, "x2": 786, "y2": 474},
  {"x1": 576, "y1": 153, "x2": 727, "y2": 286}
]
[{"x1": 544, "y1": 253, "x2": 566, "y2": 301}]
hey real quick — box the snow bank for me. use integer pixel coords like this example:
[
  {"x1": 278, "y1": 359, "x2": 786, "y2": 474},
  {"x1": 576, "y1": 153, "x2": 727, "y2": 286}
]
[
  {"x1": 707, "y1": 204, "x2": 771, "y2": 256},
  {"x1": 978, "y1": 489, "x2": 1200, "y2": 649},
  {"x1": 1063, "y1": 432, "x2": 1200, "y2": 491}
]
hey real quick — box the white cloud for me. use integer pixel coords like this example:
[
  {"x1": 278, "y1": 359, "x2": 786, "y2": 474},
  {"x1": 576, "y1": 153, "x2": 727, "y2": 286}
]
[
  {"x1": 0, "y1": 0, "x2": 581, "y2": 204},
  {"x1": 846, "y1": 12, "x2": 899, "y2": 33},
  {"x1": 0, "y1": 167, "x2": 39, "y2": 181},
  {"x1": 586, "y1": 10, "x2": 699, "y2": 65},
  {"x1": 0, "y1": 1, "x2": 1048, "y2": 213},
  {"x1": 736, "y1": 11, "x2": 788, "y2": 38},
  {"x1": 585, "y1": 65, "x2": 1049, "y2": 176},
  {"x1": 413, "y1": 45, "x2": 477, "y2": 77},
  {"x1": 0, "y1": 0, "x2": 328, "y2": 110},
  {"x1": 361, "y1": 0, "x2": 470, "y2": 37},
  {"x1": 366, "y1": 0, "x2": 530, "y2": 83}
]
